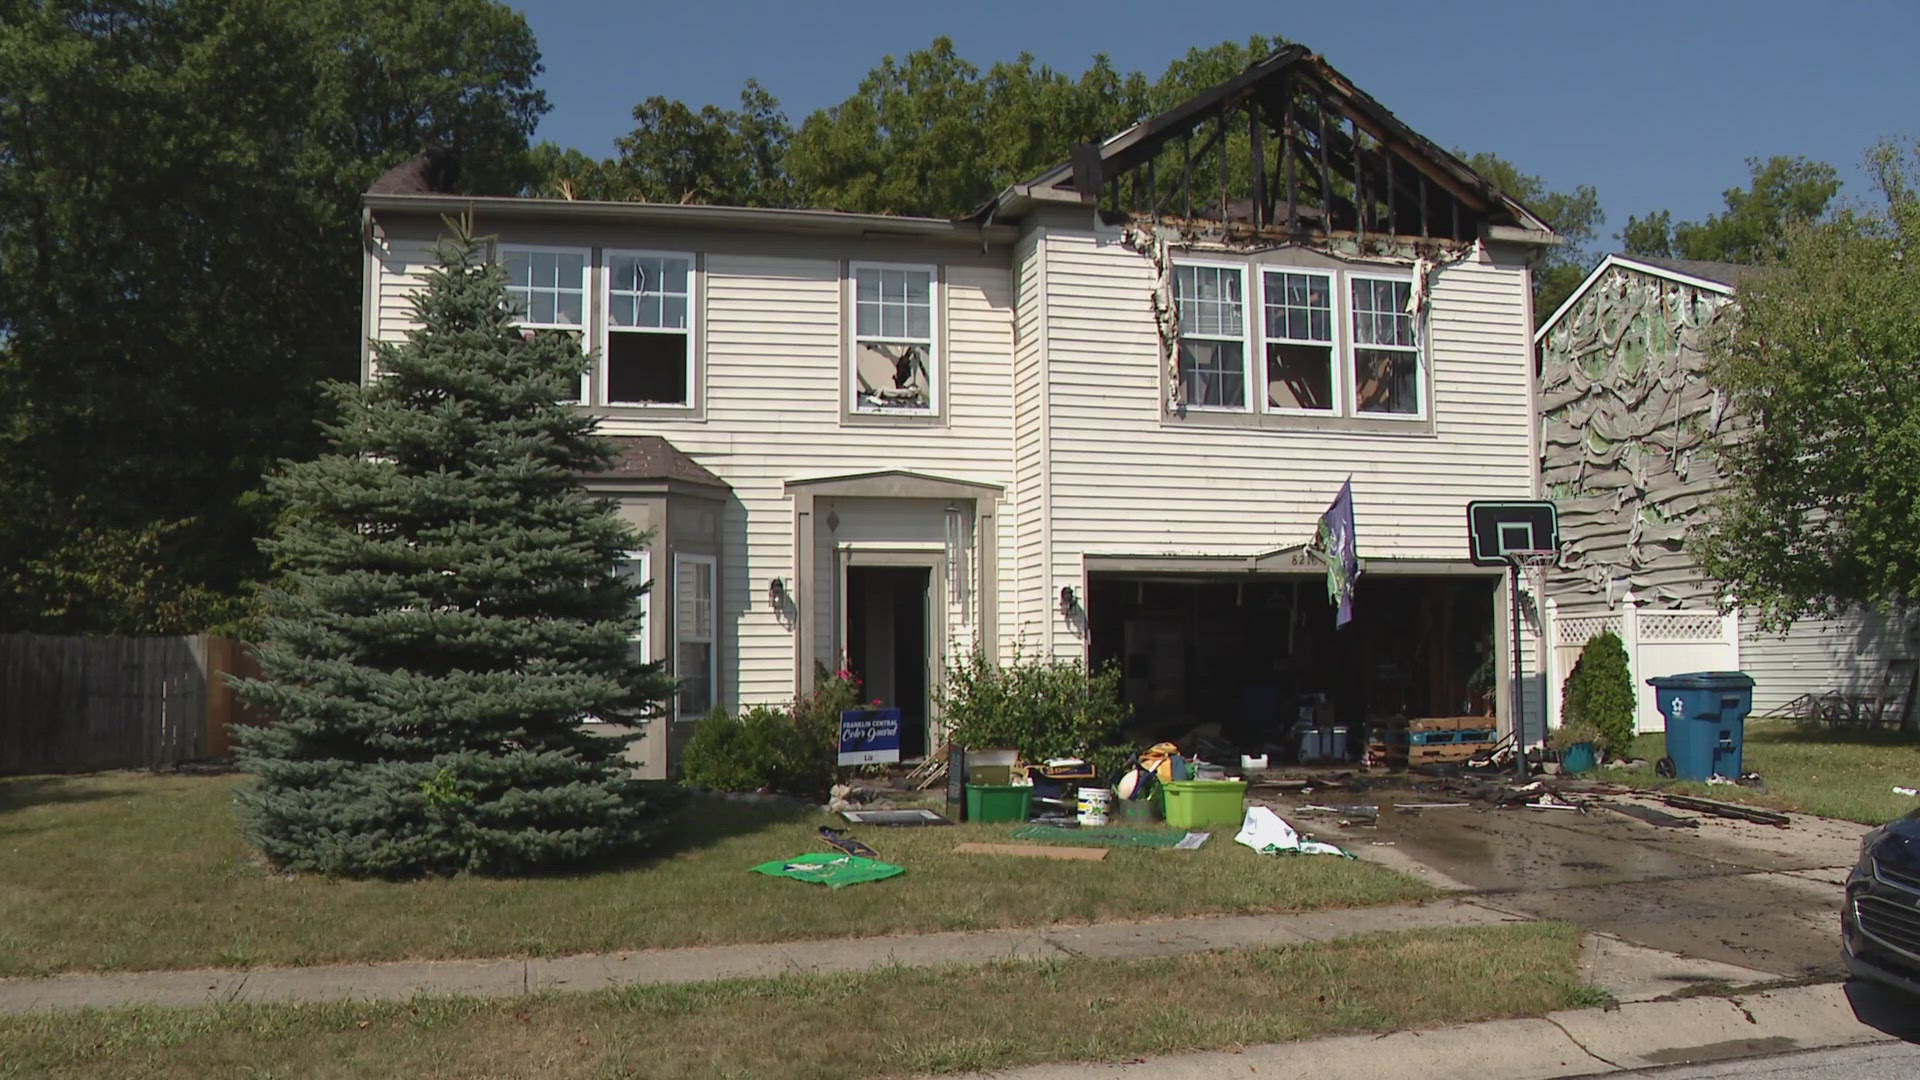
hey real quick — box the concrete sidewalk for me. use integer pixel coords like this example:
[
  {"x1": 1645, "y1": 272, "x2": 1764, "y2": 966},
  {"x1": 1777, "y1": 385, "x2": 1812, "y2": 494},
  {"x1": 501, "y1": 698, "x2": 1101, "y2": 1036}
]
[
  {"x1": 948, "y1": 980, "x2": 1920, "y2": 1080},
  {"x1": 0, "y1": 898, "x2": 1524, "y2": 1013}
]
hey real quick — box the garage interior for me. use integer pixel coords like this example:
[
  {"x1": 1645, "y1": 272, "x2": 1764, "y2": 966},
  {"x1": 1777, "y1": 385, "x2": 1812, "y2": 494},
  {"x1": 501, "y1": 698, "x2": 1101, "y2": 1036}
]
[{"x1": 1086, "y1": 573, "x2": 1498, "y2": 755}]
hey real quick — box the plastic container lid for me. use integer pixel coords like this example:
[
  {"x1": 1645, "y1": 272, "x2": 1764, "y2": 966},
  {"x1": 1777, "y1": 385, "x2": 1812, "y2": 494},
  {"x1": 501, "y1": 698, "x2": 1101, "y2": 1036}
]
[{"x1": 1645, "y1": 671, "x2": 1754, "y2": 690}]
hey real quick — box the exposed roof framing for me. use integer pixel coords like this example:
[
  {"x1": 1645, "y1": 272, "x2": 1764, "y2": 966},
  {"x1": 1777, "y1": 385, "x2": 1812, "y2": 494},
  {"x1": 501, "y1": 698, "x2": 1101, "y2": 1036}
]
[{"x1": 980, "y1": 47, "x2": 1555, "y2": 247}]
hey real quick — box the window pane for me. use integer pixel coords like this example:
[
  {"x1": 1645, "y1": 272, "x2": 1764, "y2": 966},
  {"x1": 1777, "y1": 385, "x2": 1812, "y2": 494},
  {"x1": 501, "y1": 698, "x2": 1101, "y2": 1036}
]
[
  {"x1": 558, "y1": 253, "x2": 585, "y2": 288},
  {"x1": 856, "y1": 301, "x2": 880, "y2": 338},
  {"x1": 1178, "y1": 339, "x2": 1245, "y2": 408},
  {"x1": 556, "y1": 289, "x2": 582, "y2": 325},
  {"x1": 853, "y1": 342, "x2": 930, "y2": 411},
  {"x1": 676, "y1": 642, "x2": 712, "y2": 716},
  {"x1": 607, "y1": 330, "x2": 689, "y2": 405},
  {"x1": 660, "y1": 295, "x2": 687, "y2": 329},
  {"x1": 1268, "y1": 343, "x2": 1335, "y2": 410},
  {"x1": 505, "y1": 252, "x2": 531, "y2": 287},
  {"x1": 905, "y1": 302, "x2": 929, "y2": 340},
  {"x1": 528, "y1": 291, "x2": 556, "y2": 324},
  {"x1": 1354, "y1": 348, "x2": 1419, "y2": 415},
  {"x1": 662, "y1": 260, "x2": 689, "y2": 294},
  {"x1": 907, "y1": 270, "x2": 931, "y2": 301},
  {"x1": 856, "y1": 269, "x2": 880, "y2": 303}
]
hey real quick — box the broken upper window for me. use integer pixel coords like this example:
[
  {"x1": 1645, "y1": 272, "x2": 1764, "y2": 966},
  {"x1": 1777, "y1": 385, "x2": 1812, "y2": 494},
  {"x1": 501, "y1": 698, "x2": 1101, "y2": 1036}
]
[
  {"x1": 1262, "y1": 270, "x2": 1335, "y2": 412},
  {"x1": 605, "y1": 252, "x2": 693, "y2": 407},
  {"x1": 501, "y1": 245, "x2": 588, "y2": 403},
  {"x1": 852, "y1": 264, "x2": 935, "y2": 413},
  {"x1": 1350, "y1": 276, "x2": 1421, "y2": 416},
  {"x1": 1174, "y1": 263, "x2": 1249, "y2": 409}
]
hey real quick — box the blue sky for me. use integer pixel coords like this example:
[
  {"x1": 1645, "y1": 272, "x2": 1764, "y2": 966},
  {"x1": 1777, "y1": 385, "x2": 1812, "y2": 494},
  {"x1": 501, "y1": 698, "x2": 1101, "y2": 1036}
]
[{"x1": 515, "y1": 0, "x2": 1918, "y2": 246}]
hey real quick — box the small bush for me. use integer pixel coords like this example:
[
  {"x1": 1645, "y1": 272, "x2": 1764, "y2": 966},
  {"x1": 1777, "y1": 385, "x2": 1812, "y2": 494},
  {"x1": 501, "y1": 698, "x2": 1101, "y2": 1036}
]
[
  {"x1": 679, "y1": 669, "x2": 856, "y2": 799},
  {"x1": 938, "y1": 646, "x2": 1131, "y2": 774},
  {"x1": 1561, "y1": 630, "x2": 1636, "y2": 759}
]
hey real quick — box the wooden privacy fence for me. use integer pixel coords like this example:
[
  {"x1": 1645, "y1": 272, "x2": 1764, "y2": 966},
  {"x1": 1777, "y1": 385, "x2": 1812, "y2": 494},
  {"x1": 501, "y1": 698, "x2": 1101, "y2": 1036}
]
[{"x1": 0, "y1": 634, "x2": 262, "y2": 773}]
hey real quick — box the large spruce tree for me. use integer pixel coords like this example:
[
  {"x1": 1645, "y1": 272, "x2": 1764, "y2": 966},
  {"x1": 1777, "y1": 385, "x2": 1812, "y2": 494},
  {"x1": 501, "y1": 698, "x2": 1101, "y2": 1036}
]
[{"x1": 233, "y1": 224, "x2": 669, "y2": 877}]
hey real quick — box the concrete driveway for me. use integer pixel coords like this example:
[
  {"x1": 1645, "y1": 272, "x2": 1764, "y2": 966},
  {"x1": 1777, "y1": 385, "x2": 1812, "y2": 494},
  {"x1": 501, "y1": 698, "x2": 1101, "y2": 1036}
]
[{"x1": 1257, "y1": 782, "x2": 1869, "y2": 979}]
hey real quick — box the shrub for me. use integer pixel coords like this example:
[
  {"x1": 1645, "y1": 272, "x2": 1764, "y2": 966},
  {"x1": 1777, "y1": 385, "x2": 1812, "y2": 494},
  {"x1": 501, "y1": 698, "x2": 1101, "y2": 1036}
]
[
  {"x1": 1548, "y1": 717, "x2": 1602, "y2": 753},
  {"x1": 1561, "y1": 630, "x2": 1636, "y2": 759},
  {"x1": 679, "y1": 668, "x2": 856, "y2": 799},
  {"x1": 938, "y1": 646, "x2": 1131, "y2": 774}
]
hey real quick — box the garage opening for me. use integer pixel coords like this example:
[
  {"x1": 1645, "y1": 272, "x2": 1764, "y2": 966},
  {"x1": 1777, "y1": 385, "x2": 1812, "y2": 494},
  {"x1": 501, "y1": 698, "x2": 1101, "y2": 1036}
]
[
  {"x1": 846, "y1": 566, "x2": 931, "y2": 759},
  {"x1": 1086, "y1": 573, "x2": 1497, "y2": 753}
]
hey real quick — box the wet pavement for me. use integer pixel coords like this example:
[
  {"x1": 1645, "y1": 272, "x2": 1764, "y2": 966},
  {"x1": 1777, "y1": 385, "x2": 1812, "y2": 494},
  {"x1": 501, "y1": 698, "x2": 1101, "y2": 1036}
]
[{"x1": 1254, "y1": 779, "x2": 1869, "y2": 979}]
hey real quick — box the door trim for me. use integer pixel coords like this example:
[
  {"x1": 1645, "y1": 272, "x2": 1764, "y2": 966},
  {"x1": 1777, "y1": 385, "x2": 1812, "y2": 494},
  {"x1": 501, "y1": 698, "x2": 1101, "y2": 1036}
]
[{"x1": 839, "y1": 549, "x2": 946, "y2": 746}]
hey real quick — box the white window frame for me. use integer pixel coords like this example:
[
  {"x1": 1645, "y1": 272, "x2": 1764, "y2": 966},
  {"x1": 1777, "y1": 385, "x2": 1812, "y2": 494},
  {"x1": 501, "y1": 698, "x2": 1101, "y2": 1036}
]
[
  {"x1": 1256, "y1": 267, "x2": 1342, "y2": 416},
  {"x1": 498, "y1": 243, "x2": 590, "y2": 404},
  {"x1": 1346, "y1": 272, "x2": 1425, "y2": 420},
  {"x1": 1171, "y1": 259, "x2": 1254, "y2": 412},
  {"x1": 848, "y1": 261, "x2": 939, "y2": 416},
  {"x1": 673, "y1": 553, "x2": 717, "y2": 720},
  {"x1": 600, "y1": 249, "x2": 695, "y2": 409},
  {"x1": 585, "y1": 549, "x2": 653, "y2": 725}
]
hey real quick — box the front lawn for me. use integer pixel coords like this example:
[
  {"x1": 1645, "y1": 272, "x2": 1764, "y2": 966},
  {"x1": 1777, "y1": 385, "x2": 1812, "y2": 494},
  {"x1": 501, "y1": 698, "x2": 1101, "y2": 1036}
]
[
  {"x1": 1610, "y1": 720, "x2": 1920, "y2": 825},
  {"x1": 0, "y1": 772, "x2": 1432, "y2": 977},
  {"x1": 0, "y1": 923, "x2": 1602, "y2": 1079}
]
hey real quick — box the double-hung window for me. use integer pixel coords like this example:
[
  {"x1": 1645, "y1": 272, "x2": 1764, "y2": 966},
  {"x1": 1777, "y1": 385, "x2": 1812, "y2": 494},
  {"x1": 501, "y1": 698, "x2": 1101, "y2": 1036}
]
[
  {"x1": 1349, "y1": 276, "x2": 1421, "y2": 416},
  {"x1": 1173, "y1": 262, "x2": 1250, "y2": 409},
  {"x1": 1261, "y1": 269, "x2": 1337, "y2": 413},
  {"x1": 614, "y1": 549, "x2": 651, "y2": 668},
  {"x1": 500, "y1": 246, "x2": 588, "y2": 403},
  {"x1": 674, "y1": 554, "x2": 716, "y2": 719},
  {"x1": 604, "y1": 251, "x2": 694, "y2": 407},
  {"x1": 851, "y1": 263, "x2": 936, "y2": 413}
]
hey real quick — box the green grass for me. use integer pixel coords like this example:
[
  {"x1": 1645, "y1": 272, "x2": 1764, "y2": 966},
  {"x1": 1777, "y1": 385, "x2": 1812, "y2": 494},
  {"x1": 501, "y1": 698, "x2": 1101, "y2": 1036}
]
[
  {"x1": 0, "y1": 772, "x2": 1434, "y2": 977},
  {"x1": 1609, "y1": 720, "x2": 1920, "y2": 824},
  {"x1": 0, "y1": 923, "x2": 1604, "y2": 1080}
]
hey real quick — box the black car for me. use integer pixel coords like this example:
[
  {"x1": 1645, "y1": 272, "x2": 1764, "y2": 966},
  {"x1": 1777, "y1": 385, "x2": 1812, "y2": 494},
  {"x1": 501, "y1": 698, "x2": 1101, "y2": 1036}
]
[{"x1": 1843, "y1": 807, "x2": 1920, "y2": 996}]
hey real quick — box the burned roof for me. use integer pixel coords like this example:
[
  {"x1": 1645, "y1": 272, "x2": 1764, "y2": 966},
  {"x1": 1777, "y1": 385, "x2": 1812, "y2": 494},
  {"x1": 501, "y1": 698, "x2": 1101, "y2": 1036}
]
[
  {"x1": 982, "y1": 46, "x2": 1555, "y2": 246},
  {"x1": 367, "y1": 150, "x2": 461, "y2": 196},
  {"x1": 599, "y1": 436, "x2": 729, "y2": 489}
]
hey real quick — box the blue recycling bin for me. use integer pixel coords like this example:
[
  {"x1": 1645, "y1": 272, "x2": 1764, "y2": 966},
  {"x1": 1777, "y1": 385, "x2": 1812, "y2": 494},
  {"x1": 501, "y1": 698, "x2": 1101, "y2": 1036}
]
[{"x1": 1646, "y1": 671, "x2": 1755, "y2": 781}]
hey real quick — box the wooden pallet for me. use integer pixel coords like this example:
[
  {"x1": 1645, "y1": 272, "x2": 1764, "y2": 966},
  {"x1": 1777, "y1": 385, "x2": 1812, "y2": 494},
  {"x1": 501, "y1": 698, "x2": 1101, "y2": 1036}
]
[{"x1": 1368, "y1": 740, "x2": 1497, "y2": 765}]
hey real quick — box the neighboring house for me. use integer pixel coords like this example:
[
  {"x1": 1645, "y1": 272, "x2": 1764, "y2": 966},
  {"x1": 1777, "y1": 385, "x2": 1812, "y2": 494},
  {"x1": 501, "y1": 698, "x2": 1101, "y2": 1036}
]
[
  {"x1": 362, "y1": 46, "x2": 1558, "y2": 777},
  {"x1": 1536, "y1": 253, "x2": 1911, "y2": 729}
]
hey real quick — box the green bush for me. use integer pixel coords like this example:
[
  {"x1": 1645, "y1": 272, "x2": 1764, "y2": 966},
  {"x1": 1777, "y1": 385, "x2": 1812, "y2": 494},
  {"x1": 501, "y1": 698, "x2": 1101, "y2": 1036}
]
[
  {"x1": 679, "y1": 668, "x2": 855, "y2": 799},
  {"x1": 938, "y1": 646, "x2": 1131, "y2": 774},
  {"x1": 1561, "y1": 630, "x2": 1636, "y2": 759}
]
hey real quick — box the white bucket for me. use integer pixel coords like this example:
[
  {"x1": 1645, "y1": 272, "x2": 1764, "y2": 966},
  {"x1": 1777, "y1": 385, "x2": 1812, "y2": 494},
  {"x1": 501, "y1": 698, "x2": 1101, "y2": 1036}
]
[{"x1": 1076, "y1": 786, "x2": 1113, "y2": 826}]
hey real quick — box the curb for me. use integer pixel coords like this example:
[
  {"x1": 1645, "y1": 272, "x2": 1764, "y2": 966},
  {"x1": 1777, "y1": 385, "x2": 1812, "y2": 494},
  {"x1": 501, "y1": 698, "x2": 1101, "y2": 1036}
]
[{"x1": 947, "y1": 982, "x2": 1919, "y2": 1079}]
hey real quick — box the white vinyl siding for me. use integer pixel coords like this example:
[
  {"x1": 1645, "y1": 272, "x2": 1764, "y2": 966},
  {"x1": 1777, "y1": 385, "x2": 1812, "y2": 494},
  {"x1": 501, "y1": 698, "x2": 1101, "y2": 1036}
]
[{"x1": 1741, "y1": 608, "x2": 1912, "y2": 717}]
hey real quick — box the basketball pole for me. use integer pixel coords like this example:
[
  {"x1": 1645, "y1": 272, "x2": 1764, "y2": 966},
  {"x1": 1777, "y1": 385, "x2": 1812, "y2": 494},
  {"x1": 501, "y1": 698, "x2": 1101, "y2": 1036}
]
[{"x1": 1508, "y1": 555, "x2": 1527, "y2": 782}]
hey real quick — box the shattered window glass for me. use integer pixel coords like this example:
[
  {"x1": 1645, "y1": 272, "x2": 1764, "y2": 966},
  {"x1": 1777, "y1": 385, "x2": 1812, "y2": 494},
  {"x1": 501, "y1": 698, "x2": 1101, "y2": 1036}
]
[
  {"x1": 1350, "y1": 276, "x2": 1421, "y2": 415},
  {"x1": 606, "y1": 252, "x2": 693, "y2": 406},
  {"x1": 1173, "y1": 263, "x2": 1248, "y2": 410},
  {"x1": 852, "y1": 265, "x2": 934, "y2": 412}
]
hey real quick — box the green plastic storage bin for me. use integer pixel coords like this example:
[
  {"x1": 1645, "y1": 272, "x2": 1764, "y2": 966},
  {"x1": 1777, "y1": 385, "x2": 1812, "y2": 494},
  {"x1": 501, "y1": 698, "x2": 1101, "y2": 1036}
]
[
  {"x1": 965, "y1": 784, "x2": 1032, "y2": 823},
  {"x1": 1160, "y1": 780, "x2": 1247, "y2": 829}
]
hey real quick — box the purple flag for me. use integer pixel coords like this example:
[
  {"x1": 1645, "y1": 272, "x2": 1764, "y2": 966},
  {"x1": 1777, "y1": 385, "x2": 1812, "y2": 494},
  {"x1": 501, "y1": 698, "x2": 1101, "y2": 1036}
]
[{"x1": 1316, "y1": 479, "x2": 1358, "y2": 626}]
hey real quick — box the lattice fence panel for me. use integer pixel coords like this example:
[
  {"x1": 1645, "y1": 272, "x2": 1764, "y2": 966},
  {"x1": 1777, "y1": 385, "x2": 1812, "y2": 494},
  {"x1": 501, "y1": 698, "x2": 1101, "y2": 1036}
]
[
  {"x1": 1556, "y1": 614, "x2": 1622, "y2": 646},
  {"x1": 1638, "y1": 612, "x2": 1725, "y2": 642}
]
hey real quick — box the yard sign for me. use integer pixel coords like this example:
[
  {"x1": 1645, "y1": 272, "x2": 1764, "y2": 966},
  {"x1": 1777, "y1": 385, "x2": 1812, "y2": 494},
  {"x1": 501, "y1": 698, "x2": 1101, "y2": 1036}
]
[{"x1": 838, "y1": 708, "x2": 902, "y2": 766}]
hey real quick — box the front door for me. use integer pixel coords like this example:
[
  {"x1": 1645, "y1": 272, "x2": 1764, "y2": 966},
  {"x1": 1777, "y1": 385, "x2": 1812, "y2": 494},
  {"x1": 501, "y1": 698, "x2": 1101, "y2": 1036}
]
[{"x1": 846, "y1": 565, "x2": 931, "y2": 759}]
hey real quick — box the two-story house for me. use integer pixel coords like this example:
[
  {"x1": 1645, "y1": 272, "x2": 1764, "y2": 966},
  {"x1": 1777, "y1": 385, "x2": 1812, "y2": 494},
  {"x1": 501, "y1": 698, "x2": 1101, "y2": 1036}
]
[{"x1": 362, "y1": 46, "x2": 1558, "y2": 776}]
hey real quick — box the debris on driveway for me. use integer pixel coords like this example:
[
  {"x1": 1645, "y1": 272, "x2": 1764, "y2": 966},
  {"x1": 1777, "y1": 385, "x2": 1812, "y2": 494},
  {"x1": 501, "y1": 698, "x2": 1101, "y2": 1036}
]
[
  {"x1": 1234, "y1": 806, "x2": 1353, "y2": 858},
  {"x1": 1660, "y1": 793, "x2": 1791, "y2": 827},
  {"x1": 1603, "y1": 802, "x2": 1701, "y2": 829}
]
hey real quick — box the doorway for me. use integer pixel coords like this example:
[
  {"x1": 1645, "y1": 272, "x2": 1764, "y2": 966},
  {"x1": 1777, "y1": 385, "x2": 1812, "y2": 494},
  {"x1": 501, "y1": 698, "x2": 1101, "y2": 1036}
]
[{"x1": 846, "y1": 565, "x2": 932, "y2": 759}]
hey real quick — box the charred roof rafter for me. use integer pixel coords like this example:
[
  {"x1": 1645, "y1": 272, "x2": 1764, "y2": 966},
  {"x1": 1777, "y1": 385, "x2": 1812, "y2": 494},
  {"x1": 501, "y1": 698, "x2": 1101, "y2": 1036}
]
[{"x1": 1014, "y1": 48, "x2": 1551, "y2": 249}]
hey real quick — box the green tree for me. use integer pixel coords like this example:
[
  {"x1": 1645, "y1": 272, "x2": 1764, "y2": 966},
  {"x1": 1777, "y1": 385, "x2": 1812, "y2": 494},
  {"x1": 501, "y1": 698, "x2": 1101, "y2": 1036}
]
[
  {"x1": 233, "y1": 225, "x2": 670, "y2": 877},
  {"x1": 1693, "y1": 142, "x2": 1920, "y2": 629},
  {"x1": 0, "y1": 0, "x2": 546, "y2": 634},
  {"x1": 1462, "y1": 153, "x2": 1604, "y2": 322},
  {"x1": 1622, "y1": 155, "x2": 1840, "y2": 264},
  {"x1": 1560, "y1": 630, "x2": 1635, "y2": 760}
]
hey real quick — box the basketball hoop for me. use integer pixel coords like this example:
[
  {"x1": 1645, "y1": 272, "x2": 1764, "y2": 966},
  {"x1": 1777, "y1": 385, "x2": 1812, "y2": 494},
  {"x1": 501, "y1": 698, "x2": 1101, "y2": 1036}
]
[{"x1": 1467, "y1": 501, "x2": 1563, "y2": 780}]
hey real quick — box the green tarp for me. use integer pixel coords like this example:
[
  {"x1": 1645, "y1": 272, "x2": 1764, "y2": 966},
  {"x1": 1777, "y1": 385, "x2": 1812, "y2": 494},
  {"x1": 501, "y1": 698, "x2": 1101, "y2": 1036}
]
[{"x1": 750, "y1": 852, "x2": 905, "y2": 889}]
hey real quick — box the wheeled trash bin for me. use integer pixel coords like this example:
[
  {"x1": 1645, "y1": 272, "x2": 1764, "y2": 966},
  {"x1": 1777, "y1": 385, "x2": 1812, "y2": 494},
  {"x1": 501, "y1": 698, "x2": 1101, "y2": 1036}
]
[{"x1": 1646, "y1": 671, "x2": 1755, "y2": 781}]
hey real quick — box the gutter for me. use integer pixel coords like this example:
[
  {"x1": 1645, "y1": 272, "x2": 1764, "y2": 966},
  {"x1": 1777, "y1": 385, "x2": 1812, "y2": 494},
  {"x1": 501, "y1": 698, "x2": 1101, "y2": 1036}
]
[{"x1": 363, "y1": 193, "x2": 1021, "y2": 248}]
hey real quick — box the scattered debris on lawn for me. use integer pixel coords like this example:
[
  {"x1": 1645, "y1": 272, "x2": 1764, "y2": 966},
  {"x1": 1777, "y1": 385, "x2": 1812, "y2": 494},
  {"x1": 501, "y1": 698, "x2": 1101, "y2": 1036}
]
[
  {"x1": 952, "y1": 842, "x2": 1109, "y2": 862},
  {"x1": 839, "y1": 808, "x2": 953, "y2": 827},
  {"x1": 1234, "y1": 806, "x2": 1353, "y2": 858},
  {"x1": 1895, "y1": 787, "x2": 1917, "y2": 797},
  {"x1": 1526, "y1": 793, "x2": 1584, "y2": 812},
  {"x1": 1660, "y1": 794, "x2": 1791, "y2": 827},
  {"x1": 818, "y1": 826, "x2": 878, "y2": 859},
  {"x1": 1604, "y1": 802, "x2": 1700, "y2": 829},
  {"x1": 751, "y1": 853, "x2": 905, "y2": 889}
]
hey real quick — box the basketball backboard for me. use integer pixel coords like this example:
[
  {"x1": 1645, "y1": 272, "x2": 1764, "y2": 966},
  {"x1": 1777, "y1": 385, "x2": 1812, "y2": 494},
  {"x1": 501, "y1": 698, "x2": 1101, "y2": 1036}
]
[{"x1": 1467, "y1": 500, "x2": 1559, "y2": 566}]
